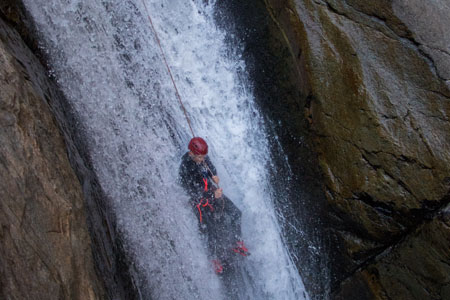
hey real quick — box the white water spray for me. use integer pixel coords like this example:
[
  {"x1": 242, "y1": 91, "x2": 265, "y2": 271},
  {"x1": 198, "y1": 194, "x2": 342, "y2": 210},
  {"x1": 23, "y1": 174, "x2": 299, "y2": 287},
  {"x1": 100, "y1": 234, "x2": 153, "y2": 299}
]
[{"x1": 22, "y1": 0, "x2": 309, "y2": 298}]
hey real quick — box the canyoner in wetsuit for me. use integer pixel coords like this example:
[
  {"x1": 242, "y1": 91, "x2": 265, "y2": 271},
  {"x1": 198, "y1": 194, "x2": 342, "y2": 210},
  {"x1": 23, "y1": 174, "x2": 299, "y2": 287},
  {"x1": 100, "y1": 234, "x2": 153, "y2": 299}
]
[{"x1": 179, "y1": 137, "x2": 249, "y2": 274}]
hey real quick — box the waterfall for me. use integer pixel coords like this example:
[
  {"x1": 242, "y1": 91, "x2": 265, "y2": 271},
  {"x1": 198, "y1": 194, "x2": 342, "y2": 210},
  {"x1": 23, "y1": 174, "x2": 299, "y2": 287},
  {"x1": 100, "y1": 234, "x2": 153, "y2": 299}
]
[{"x1": 22, "y1": 0, "x2": 310, "y2": 298}]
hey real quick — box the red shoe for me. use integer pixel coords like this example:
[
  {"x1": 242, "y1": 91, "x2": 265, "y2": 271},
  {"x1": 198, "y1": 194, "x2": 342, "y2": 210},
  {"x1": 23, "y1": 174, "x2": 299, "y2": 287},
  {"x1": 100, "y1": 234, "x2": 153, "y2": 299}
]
[
  {"x1": 232, "y1": 241, "x2": 250, "y2": 256},
  {"x1": 212, "y1": 259, "x2": 223, "y2": 274}
]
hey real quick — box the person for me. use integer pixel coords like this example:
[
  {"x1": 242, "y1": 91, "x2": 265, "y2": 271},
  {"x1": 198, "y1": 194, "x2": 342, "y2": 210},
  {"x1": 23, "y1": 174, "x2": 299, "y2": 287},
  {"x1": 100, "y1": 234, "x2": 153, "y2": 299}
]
[{"x1": 179, "y1": 137, "x2": 249, "y2": 274}]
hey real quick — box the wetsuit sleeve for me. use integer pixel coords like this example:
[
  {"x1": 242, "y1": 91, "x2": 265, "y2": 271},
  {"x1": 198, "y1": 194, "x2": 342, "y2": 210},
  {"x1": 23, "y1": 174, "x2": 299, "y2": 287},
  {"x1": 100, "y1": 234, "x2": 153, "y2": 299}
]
[{"x1": 205, "y1": 156, "x2": 217, "y2": 176}]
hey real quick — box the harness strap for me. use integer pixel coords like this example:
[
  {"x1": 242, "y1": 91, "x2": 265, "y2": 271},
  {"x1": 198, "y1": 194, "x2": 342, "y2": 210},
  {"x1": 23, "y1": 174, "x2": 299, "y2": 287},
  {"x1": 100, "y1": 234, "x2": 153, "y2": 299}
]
[
  {"x1": 196, "y1": 202, "x2": 203, "y2": 223},
  {"x1": 196, "y1": 198, "x2": 214, "y2": 223},
  {"x1": 203, "y1": 178, "x2": 208, "y2": 191}
]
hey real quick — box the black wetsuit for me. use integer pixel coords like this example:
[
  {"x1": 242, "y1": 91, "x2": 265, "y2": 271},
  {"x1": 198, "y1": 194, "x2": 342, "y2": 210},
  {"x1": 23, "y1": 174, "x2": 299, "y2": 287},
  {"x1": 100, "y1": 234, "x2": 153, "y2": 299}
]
[{"x1": 179, "y1": 152, "x2": 242, "y2": 265}]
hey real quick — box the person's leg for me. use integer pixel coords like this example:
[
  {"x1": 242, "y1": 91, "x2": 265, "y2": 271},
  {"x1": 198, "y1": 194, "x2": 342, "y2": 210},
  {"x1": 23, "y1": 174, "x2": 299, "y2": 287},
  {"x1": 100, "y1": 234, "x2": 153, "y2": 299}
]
[
  {"x1": 201, "y1": 207, "x2": 220, "y2": 257},
  {"x1": 192, "y1": 203, "x2": 227, "y2": 273},
  {"x1": 220, "y1": 195, "x2": 242, "y2": 242},
  {"x1": 210, "y1": 195, "x2": 246, "y2": 269}
]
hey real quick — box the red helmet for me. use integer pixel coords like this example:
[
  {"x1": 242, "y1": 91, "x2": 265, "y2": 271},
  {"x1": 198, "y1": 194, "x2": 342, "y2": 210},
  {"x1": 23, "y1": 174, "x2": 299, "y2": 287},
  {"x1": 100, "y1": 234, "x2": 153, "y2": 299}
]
[{"x1": 188, "y1": 137, "x2": 208, "y2": 155}]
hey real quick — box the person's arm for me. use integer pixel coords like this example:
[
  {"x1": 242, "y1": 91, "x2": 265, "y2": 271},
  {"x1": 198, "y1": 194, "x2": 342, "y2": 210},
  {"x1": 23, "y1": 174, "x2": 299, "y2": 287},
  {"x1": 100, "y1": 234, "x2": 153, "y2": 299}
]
[
  {"x1": 204, "y1": 156, "x2": 220, "y2": 185},
  {"x1": 179, "y1": 157, "x2": 215, "y2": 203}
]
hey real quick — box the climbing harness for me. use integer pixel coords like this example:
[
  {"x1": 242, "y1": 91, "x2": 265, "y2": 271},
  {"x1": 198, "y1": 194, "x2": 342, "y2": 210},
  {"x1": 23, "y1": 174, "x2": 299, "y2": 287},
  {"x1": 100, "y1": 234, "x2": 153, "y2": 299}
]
[
  {"x1": 195, "y1": 177, "x2": 214, "y2": 223},
  {"x1": 140, "y1": 0, "x2": 195, "y2": 137},
  {"x1": 196, "y1": 198, "x2": 214, "y2": 223}
]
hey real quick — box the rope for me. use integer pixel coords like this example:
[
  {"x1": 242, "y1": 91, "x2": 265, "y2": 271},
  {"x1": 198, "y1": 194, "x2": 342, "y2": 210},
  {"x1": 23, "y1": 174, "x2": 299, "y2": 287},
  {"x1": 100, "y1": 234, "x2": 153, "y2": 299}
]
[
  {"x1": 140, "y1": 2, "x2": 227, "y2": 222},
  {"x1": 141, "y1": 0, "x2": 196, "y2": 137}
]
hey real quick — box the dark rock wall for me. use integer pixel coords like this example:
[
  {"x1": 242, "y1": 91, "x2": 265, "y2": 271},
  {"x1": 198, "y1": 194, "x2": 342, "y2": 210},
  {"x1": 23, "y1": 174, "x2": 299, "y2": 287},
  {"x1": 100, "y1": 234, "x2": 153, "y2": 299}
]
[
  {"x1": 0, "y1": 3, "x2": 139, "y2": 299},
  {"x1": 262, "y1": 0, "x2": 450, "y2": 298},
  {"x1": 0, "y1": 16, "x2": 106, "y2": 300},
  {"x1": 335, "y1": 210, "x2": 450, "y2": 300}
]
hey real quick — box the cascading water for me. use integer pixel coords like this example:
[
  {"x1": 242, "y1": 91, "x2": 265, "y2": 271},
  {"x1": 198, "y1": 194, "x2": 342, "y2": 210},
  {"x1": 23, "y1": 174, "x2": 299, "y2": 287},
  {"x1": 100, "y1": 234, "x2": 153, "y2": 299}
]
[{"x1": 21, "y1": 0, "x2": 310, "y2": 298}]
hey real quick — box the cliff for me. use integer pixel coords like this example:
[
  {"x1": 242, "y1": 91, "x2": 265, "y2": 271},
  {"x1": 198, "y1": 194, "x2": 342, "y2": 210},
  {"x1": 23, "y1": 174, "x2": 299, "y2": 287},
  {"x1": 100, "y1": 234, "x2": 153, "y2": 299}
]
[
  {"x1": 263, "y1": 0, "x2": 450, "y2": 298},
  {"x1": 0, "y1": 14, "x2": 105, "y2": 300},
  {"x1": 2, "y1": 0, "x2": 449, "y2": 299}
]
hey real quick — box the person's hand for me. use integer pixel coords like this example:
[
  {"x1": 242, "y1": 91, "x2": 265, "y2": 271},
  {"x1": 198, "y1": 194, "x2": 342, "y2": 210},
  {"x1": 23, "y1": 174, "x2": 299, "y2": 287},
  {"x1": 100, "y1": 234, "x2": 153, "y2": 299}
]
[
  {"x1": 212, "y1": 175, "x2": 220, "y2": 185},
  {"x1": 214, "y1": 188, "x2": 223, "y2": 199}
]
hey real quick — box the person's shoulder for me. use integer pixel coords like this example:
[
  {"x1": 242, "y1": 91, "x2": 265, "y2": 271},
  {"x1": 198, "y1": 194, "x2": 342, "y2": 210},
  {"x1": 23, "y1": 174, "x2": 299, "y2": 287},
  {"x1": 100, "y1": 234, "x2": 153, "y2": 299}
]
[
  {"x1": 181, "y1": 152, "x2": 190, "y2": 161},
  {"x1": 180, "y1": 152, "x2": 193, "y2": 167}
]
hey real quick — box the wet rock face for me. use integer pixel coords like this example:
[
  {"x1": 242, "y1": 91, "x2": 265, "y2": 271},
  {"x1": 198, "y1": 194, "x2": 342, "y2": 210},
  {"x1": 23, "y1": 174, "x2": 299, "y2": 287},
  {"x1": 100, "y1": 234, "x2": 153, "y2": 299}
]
[
  {"x1": 335, "y1": 209, "x2": 450, "y2": 300},
  {"x1": 346, "y1": 0, "x2": 450, "y2": 81},
  {"x1": 0, "y1": 17, "x2": 105, "y2": 299},
  {"x1": 267, "y1": 0, "x2": 450, "y2": 298}
]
